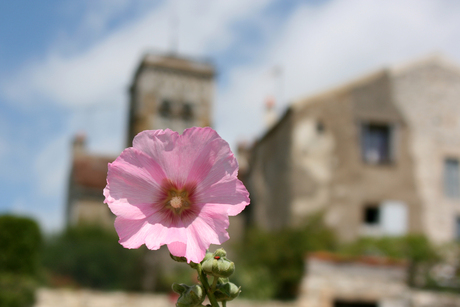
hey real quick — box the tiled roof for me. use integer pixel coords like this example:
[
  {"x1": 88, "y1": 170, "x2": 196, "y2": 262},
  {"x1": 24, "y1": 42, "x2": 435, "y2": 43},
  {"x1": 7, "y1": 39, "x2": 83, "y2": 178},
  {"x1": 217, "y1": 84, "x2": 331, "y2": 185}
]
[
  {"x1": 142, "y1": 53, "x2": 215, "y2": 76},
  {"x1": 308, "y1": 251, "x2": 407, "y2": 267},
  {"x1": 72, "y1": 155, "x2": 114, "y2": 190}
]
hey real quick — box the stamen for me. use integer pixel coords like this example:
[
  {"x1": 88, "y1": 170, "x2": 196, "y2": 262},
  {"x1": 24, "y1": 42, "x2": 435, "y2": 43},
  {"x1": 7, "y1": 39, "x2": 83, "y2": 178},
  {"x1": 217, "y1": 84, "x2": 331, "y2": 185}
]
[
  {"x1": 170, "y1": 196, "x2": 183, "y2": 209},
  {"x1": 163, "y1": 186, "x2": 192, "y2": 214}
]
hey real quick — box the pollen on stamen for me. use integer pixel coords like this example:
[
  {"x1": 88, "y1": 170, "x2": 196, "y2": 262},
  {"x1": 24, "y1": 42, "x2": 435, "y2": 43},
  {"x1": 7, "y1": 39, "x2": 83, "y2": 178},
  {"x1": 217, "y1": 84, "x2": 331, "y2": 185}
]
[{"x1": 170, "y1": 196, "x2": 183, "y2": 209}]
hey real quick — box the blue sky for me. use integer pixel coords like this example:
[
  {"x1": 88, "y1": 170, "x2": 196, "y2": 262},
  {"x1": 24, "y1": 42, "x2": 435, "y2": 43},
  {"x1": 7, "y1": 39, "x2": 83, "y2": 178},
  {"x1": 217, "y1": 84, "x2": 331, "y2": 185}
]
[{"x1": 1, "y1": 0, "x2": 460, "y2": 232}]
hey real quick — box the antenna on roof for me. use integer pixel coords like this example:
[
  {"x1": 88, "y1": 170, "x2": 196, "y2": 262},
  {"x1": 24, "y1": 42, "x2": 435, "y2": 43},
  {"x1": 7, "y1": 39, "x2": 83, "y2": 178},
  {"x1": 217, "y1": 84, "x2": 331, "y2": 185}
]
[{"x1": 169, "y1": 1, "x2": 179, "y2": 55}]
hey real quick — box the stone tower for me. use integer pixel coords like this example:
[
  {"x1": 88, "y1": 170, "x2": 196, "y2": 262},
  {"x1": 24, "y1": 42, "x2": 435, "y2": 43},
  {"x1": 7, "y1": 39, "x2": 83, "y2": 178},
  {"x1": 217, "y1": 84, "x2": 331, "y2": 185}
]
[{"x1": 126, "y1": 53, "x2": 215, "y2": 145}]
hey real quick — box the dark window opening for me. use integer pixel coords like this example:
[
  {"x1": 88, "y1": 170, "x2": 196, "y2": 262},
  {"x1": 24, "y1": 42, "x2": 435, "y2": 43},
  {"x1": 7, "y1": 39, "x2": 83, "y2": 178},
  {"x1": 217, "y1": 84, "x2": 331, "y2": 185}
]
[
  {"x1": 334, "y1": 301, "x2": 378, "y2": 307},
  {"x1": 456, "y1": 217, "x2": 460, "y2": 241},
  {"x1": 159, "y1": 100, "x2": 172, "y2": 118},
  {"x1": 182, "y1": 103, "x2": 194, "y2": 121},
  {"x1": 363, "y1": 206, "x2": 380, "y2": 225},
  {"x1": 316, "y1": 120, "x2": 325, "y2": 133},
  {"x1": 444, "y1": 158, "x2": 460, "y2": 198},
  {"x1": 361, "y1": 123, "x2": 392, "y2": 164}
]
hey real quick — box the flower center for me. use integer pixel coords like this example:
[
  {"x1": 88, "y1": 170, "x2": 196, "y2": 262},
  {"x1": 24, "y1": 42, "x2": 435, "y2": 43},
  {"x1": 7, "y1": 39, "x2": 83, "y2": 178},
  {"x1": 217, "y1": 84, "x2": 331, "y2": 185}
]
[
  {"x1": 165, "y1": 189, "x2": 191, "y2": 214},
  {"x1": 169, "y1": 196, "x2": 183, "y2": 209}
]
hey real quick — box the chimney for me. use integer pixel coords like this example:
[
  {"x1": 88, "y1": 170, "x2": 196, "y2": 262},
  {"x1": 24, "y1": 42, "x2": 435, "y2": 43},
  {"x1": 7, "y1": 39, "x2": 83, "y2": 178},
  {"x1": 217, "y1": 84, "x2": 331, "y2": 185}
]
[
  {"x1": 264, "y1": 96, "x2": 277, "y2": 129},
  {"x1": 72, "y1": 132, "x2": 87, "y2": 158}
]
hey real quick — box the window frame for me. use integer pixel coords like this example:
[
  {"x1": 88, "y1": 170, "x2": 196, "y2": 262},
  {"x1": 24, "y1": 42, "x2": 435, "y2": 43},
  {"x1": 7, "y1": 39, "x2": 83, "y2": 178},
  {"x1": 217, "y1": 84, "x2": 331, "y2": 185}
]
[
  {"x1": 360, "y1": 121, "x2": 396, "y2": 165},
  {"x1": 443, "y1": 157, "x2": 460, "y2": 199}
]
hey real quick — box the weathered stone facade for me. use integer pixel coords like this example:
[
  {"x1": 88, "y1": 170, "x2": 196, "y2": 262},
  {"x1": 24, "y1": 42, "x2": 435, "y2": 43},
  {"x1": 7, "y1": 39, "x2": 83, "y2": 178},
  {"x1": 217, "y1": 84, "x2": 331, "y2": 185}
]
[
  {"x1": 246, "y1": 55, "x2": 460, "y2": 244},
  {"x1": 126, "y1": 53, "x2": 214, "y2": 145},
  {"x1": 298, "y1": 253, "x2": 408, "y2": 307},
  {"x1": 34, "y1": 288, "x2": 295, "y2": 307},
  {"x1": 66, "y1": 134, "x2": 114, "y2": 227},
  {"x1": 297, "y1": 253, "x2": 460, "y2": 307}
]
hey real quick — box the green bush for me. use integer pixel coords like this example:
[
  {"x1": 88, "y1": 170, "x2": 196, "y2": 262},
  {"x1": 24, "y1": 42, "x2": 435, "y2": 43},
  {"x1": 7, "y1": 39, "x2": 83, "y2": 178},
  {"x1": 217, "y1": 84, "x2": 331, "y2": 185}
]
[
  {"x1": 0, "y1": 214, "x2": 42, "y2": 307},
  {"x1": 0, "y1": 274, "x2": 35, "y2": 307},
  {"x1": 339, "y1": 235, "x2": 438, "y2": 261},
  {"x1": 0, "y1": 215, "x2": 42, "y2": 275},
  {"x1": 234, "y1": 213, "x2": 337, "y2": 300},
  {"x1": 339, "y1": 235, "x2": 439, "y2": 287},
  {"x1": 42, "y1": 225, "x2": 144, "y2": 290}
]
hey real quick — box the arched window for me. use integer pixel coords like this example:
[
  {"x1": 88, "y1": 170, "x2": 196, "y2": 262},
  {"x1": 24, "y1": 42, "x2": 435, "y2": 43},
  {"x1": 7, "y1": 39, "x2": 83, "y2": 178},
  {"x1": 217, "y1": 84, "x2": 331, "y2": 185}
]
[
  {"x1": 182, "y1": 103, "x2": 194, "y2": 121},
  {"x1": 159, "y1": 100, "x2": 172, "y2": 118}
]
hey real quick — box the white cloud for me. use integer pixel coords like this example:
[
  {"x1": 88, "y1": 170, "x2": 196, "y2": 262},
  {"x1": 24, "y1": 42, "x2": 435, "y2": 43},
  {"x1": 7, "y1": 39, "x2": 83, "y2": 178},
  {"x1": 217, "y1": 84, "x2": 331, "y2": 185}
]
[
  {"x1": 1, "y1": 0, "x2": 273, "y2": 109},
  {"x1": 34, "y1": 133, "x2": 70, "y2": 199}
]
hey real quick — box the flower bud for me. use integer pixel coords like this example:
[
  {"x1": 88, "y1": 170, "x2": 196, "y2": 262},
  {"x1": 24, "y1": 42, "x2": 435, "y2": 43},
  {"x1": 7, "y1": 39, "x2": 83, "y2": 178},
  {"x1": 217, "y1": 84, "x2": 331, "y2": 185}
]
[
  {"x1": 201, "y1": 251, "x2": 213, "y2": 263},
  {"x1": 172, "y1": 283, "x2": 187, "y2": 294},
  {"x1": 217, "y1": 277, "x2": 229, "y2": 284},
  {"x1": 170, "y1": 253, "x2": 188, "y2": 263},
  {"x1": 172, "y1": 283, "x2": 206, "y2": 307},
  {"x1": 214, "y1": 282, "x2": 241, "y2": 302},
  {"x1": 201, "y1": 249, "x2": 235, "y2": 278}
]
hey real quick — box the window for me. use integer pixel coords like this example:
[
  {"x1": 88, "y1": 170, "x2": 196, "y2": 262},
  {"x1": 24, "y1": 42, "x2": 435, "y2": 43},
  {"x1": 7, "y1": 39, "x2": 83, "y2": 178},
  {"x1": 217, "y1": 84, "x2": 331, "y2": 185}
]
[
  {"x1": 316, "y1": 120, "x2": 325, "y2": 134},
  {"x1": 361, "y1": 123, "x2": 392, "y2": 164},
  {"x1": 361, "y1": 201, "x2": 408, "y2": 237},
  {"x1": 364, "y1": 206, "x2": 380, "y2": 225},
  {"x1": 444, "y1": 158, "x2": 460, "y2": 198},
  {"x1": 456, "y1": 217, "x2": 460, "y2": 241},
  {"x1": 159, "y1": 100, "x2": 172, "y2": 118},
  {"x1": 182, "y1": 103, "x2": 194, "y2": 121}
]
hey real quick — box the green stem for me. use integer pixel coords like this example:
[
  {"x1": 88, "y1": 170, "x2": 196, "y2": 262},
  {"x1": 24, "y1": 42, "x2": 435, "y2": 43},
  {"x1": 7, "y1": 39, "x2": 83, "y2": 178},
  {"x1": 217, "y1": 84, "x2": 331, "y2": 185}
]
[
  {"x1": 196, "y1": 263, "x2": 220, "y2": 307},
  {"x1": 211, "y1": 276, "x2": 218, "y2": 292},
  {"x1": 222, "y1": 301, "x2": 227, "y2": 307}
]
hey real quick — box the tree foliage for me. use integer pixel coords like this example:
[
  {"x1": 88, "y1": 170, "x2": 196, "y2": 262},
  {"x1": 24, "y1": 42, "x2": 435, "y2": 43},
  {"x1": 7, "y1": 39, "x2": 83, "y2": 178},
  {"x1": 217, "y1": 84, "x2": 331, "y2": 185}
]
[
  {"x1": 0, "y1": 215, "x2": 42, "y2": 307},
  {"x1": 0, "y1": 215, "x2": 42, "y2": 276},
  {"x1": 42, "y1": 225, "x2": 144, "y2": 290},
  {"x1": 234, "y1": 213, "x2": 337, "y2": 300},
  {"x1": 339, "y1": 235, "x2": 440, "y2": 288}
]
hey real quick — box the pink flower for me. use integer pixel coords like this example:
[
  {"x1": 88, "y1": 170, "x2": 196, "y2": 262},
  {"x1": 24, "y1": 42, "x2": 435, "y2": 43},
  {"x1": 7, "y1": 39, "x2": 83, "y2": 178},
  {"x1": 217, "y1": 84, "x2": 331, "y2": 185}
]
[{"x1": 103, "y1": 127, "x2": 249, "y2": 263}]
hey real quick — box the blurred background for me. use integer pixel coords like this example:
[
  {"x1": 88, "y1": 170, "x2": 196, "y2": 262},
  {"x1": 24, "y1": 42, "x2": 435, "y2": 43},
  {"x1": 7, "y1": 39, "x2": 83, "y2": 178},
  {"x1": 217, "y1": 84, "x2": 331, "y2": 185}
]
[{"x1": 1, "y1": 1, "x2": 460, "y2": 307}]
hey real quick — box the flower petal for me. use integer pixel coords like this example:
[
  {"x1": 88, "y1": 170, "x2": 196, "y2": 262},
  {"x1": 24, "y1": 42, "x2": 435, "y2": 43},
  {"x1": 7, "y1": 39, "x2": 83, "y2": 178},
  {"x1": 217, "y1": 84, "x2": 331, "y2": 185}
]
[
  {"x1": 114, "y1": 217, "x2": 149, "y2": 249},
  {"x1": 133, "y1": 127, "x2": 235, "y2": 189},
  {"x1": 195, "y1": 176, "x2": 249, "y2": 216},
  {"x1": 191, "y1": 208, "x2": 230, "y2": 245},
  {"x1": 105, "y1": 147, "x2": 167, "y2": 219},
  {"x1": 178, "y1": 207, "x2": 231, "y2": 263},
  {"x1": 132, "y1": 129, "x2": 183, "y2": 184},
  {"x1": 167, "y1": 241, "x2": 187, "y2": 258},
  {"x1": 180, "y1": 127, "x2": 234, "y2": 185}
]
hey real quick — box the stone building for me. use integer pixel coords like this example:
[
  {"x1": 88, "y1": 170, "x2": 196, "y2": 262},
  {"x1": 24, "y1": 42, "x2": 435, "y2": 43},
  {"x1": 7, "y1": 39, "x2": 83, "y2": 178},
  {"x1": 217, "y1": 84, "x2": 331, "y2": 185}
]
[
  {"x1": 126, "y1": 53, "x2": 214, "y2": 145},
  {"x1": 245, "y1": 55, "x2": 460, "y2": 244},
  {"x1": 298, "y1": 252, "x2": 460, "y2": 307},
  {"x1": 66, "y1": 53, "x2": 215, "y2": 226},
  {"x1": 66, "y1": 133, "x2": 114, "y2": 226}
]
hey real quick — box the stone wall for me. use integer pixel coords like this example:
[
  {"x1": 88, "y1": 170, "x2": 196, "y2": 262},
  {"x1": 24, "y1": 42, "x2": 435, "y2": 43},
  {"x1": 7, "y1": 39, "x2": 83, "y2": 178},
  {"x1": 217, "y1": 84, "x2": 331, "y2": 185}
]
[
  {"x1": 127, "y1": 54, "x2": 214, "y2": 144},
  {"x1": 410, "y1": 290, "x2": 460, "y2": 307},
  {"x1": 34, "y1": 288, "x2": 295, "y2": 307},
  {"x1": 298, "y1": 253, "x2": 409, "y2": 307},
  {"x1": 297, "y1": 253, "x2": 460, "y2": 307},
  {"x1": 247, "y1": 110, "x2": 293, "y2": 230},
  {"x1": 390, "y1": 56, "x2": 460, "y2": 243},
  {"x1": 289, "y1": 69, "x2": 422, "y2": 241}
]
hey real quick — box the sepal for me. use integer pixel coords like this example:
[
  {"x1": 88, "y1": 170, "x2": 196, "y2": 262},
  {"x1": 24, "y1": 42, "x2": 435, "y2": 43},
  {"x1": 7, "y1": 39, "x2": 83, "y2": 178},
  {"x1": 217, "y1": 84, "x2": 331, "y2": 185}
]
[
  {"x1": 172, "y1": 283, "x2": 206, "y2": 307},
  {"x1": 201, "y1": 249, "x2": 235, "y2": 278},
  {"x1": 214, "y1": 282, "x2": 241, "y2": 302},
  {"x1": 170, "y1": 253, "x2": 188, "y2": 263}
]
